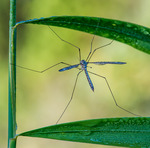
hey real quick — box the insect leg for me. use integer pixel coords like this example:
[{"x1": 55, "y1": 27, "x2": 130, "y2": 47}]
[
  {"x1": 86, "y1": 35, "x2": 96, "y2": 61},
  {"x1": 12, "y1": 62, "x2": 73, "y2": 73},
  {"x1": 88, "y1": 71, "x2": 141, "y2": 117},
  {"x1": 56, "y1": 70, "x2": 82, "y2": 124},
  {"x1": 86, "y1": 19, "x2": 101, "y2": 61},
  {"x1": 48, "y1": 26, "x2": 81, "y2": 62},
  {"x1": 87, "y1": 39, "x2": 114, "y2": 62}
]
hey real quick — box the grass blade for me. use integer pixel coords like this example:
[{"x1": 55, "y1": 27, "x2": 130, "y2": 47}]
[
  {"x1": 16, "y1": 16, "x2": 150, "y2": 54},
  {"x1": 19, "y1": 117, "x2": 150, "y2": 147},
  {"x1": 8, "y1": 0, "x2": 17, "y2": 147}
]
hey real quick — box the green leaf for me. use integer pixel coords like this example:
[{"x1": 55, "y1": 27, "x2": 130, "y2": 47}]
[
  {"x1": 16, "y1": 16, "x2": 150, "y2": 54},
  {"x1": 19, "y1": 117, "x2": 150, "y2": 147}
]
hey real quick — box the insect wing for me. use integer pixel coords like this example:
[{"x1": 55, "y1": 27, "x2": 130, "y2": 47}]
[
  {"x1": 59, "y1": 64, "x2": 79, "y2": 72},
  {"x1": 88, "y1": 62, "x2": 126, "y2": 65}
]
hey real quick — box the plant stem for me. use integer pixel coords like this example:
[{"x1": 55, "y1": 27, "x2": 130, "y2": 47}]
[{"x1": 8, "y1": 0, "x2": 17, "y2": 148}]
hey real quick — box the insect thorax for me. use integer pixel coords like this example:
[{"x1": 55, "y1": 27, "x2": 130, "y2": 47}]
[{"x1": 80, "y1": 60, "x2": 87, "y2": 70}]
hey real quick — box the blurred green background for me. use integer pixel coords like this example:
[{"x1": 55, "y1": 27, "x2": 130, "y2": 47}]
[{"x1": 1, "y1": 0, "x2": 150, "y2": 148}]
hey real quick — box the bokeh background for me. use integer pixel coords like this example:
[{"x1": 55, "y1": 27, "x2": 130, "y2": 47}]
[{"x1": 1, "y1": 0, "x2": 150, "y2": 148}]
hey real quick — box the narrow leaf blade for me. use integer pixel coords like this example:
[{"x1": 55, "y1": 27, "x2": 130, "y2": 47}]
[
  {"x1": 19, "y1": 117, "x2": 150, "y2": 147},
  {"x1": 17, "y1": 16, "x2": 150, "y2": 54}
]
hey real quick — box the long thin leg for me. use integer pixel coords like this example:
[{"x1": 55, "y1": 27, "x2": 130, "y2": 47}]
[
  {"x1": 86, "y1": 35, "x2": 95, "y2": 61},
  {"x1": 88, "y1": 70, "x2": 141, "y2": 117},
  {"x1": 48, "y1": 26, "x2": 81, "y2": 62},
  {"x1": 87, "y1": 39, "x2": 114, "y2": 62},
  {"x1": 86, "y1": 19, "x2": 101, "y2": 61},
  {"x1": 56, "y1": 70, "x2": 82, "y2": 124},
  {"x1": 12, "y1": 62, "x2": 73, "y2": 73}
]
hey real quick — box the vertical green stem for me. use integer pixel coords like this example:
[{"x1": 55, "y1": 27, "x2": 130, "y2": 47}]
[{"x1": 8, "y1": 0, "x2": 17, "y2": 148}]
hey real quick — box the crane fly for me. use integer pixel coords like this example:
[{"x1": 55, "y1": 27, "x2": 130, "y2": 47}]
[
  {"x1": 59, "y1": 61, "x2": 126, "y2": 91},
  {"x1": 14, "y1": 20, "x2": 140, "y2": 124}
]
